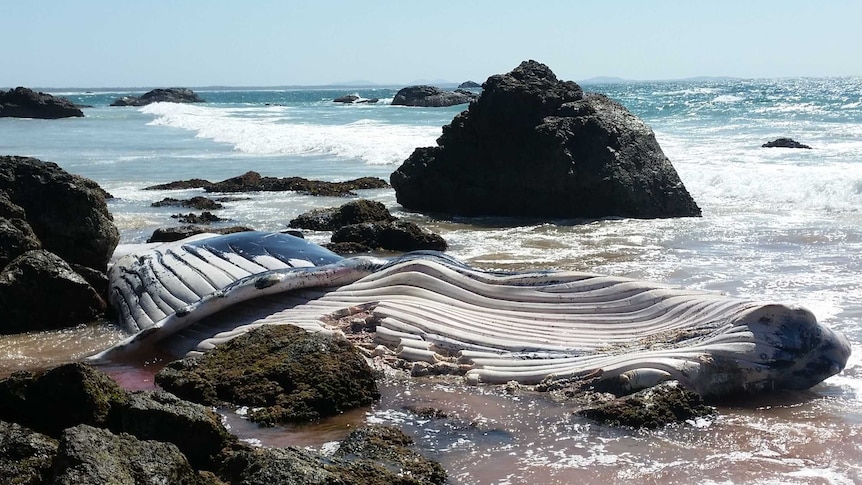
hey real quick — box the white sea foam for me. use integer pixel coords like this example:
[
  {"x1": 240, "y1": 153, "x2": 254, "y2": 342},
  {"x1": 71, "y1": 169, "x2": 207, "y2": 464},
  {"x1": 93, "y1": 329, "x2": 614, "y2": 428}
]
[{"x1": 141, "y1": 102, "x2": 440, "y2": 165}]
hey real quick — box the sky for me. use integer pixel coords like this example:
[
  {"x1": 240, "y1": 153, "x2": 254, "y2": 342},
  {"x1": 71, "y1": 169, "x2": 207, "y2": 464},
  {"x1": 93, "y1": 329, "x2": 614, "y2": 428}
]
[{"x1": 3, "y1": 0, "x2": 861, "y2": 88}]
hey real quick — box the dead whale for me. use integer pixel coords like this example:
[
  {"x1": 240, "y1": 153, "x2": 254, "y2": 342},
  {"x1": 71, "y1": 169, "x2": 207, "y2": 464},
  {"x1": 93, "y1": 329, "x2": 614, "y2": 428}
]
[{"x1": 93, "y1": 231, "x2": 851, "y2": 398}]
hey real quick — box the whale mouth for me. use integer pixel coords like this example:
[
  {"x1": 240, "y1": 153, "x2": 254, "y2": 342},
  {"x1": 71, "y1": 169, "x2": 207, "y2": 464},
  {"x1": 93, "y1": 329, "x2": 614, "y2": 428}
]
[{"x1": 98, "y1": 232, "x2": 853, "y2": 399}]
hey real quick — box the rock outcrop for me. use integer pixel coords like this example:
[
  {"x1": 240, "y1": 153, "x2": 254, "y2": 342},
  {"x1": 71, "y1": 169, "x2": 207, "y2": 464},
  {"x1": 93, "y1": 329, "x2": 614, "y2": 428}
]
[
  {"x1": 289, "y1": 199, "x2": 447, "y2": 253},
  {"x1": 0, "y1": 363, "x2": 445, "y2": 485},
  {"x1": 145, "y1": 171, "x2": 389, "y2": 197},
  {"x1": 0, "y1": 87, "x2": 84, "y2": 119},
  {"x1": 330, "y1": 220, "x2": 447, "y2": 253},
  {"x1": 110, "y1": 87, "x2": 205, "y2": 107},
  {"x1": 155, "y1": 325, "x2": 380, "y2": 425},
  {"x1": 289, "y1": 199, "x2": 396, "y2": 231},
  {"x1": 392, "y1": 85, "x2": 478, "y2": 107},
  {"x1": 458, "y1": 80, "x2": 481, "y2": 89},
  {"x1": 762, "y1": 137, "x2": 812, "y2": 149},
  {"x1": 576, "y1": 383, "x2": 715, "y2": 429},
  {"x1": 0, "y1": 156, "x2": 118, "y2": 333},
  {"x1": 390, "y1": 60, "x2": 701, "y2": 219}
]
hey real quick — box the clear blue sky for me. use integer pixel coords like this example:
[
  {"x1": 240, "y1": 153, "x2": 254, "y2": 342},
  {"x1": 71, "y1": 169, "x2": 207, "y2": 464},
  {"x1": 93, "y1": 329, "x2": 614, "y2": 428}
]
[{"x1": 3, "y1": 0, "x2": 860, "y2": 88}]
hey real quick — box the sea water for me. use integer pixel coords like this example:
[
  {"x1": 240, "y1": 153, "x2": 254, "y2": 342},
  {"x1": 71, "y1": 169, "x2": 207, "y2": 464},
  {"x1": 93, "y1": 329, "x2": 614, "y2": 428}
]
[{"x1": 1, "y1": 78, "x2": 861, "y2": 483}]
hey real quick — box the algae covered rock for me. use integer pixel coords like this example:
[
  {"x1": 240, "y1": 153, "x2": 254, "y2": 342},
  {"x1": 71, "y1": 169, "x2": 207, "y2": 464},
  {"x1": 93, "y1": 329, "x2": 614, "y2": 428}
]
[
  {"x1": 0, "y1": 420, "x2": 58, "y2": 485},
  {"x1": 0, "y1": 363, "x2": 128, "y2": 437},
  {"x1": 156, "y1": 325, "x2": 380, "y2": 425},
  {"x1": 289, "y1": 199, "x2": 396, "y2": 231},
  {"x1": 576, "y1": 383, "x2": 715, "y2": 429},
  {"x1": 50, "y1": 424, "x2": 218, "y2": 485}
]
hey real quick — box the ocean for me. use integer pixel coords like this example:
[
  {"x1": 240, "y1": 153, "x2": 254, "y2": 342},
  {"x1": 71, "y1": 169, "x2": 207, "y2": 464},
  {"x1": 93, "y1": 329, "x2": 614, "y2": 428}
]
[{"x1": 1, "y1": 78, "x2": 861, "y2": 483}]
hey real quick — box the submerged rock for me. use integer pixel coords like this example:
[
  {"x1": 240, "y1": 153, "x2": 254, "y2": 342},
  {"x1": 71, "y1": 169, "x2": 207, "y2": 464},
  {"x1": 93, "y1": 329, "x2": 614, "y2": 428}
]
[
  {"x1": 330, "y1": 220, "x2": 447, "y2": 252},
  {"x1": 144, "y1": 171, "x2": 390, "y2": 197},
  {"x1": 152, "y1": 196, "x2": 224, "y2": 210},
  {"x1": 390, "y1": 60, "x2": 701, "y2": 219},
  {"x1": 110, "y1": 87, "x2": 205, "y2": 106},
  {"x1": 576, "y1": 383, "x2": 715, "y2": 429},
  {"x1": 0, "y1": 87, "x2": 84, "y2": 119},
  {"x1": 155, "y1": 325, "x2": 380, "y2": 425},
  {"x1": 392, "y1": 85, "x2": 478, "y2": 107},
  {"x1": 762, "y1": 137, "x2": 812, "y2": 149},
  {"x1": 171, "y1": 211, "x2": 225, "y2": 225}
]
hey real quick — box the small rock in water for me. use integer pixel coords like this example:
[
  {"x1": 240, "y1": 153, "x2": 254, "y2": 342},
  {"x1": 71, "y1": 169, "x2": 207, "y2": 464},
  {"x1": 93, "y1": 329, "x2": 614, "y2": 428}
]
[{"x1": 761, "y1": 137, "x2": 812, "y2": 149}]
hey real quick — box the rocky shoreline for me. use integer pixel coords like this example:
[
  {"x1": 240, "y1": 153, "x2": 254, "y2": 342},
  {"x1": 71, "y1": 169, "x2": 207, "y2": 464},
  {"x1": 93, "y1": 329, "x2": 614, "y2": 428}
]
[{"x1": 1, "y1": 61, "x2": 734, "y2": 483}]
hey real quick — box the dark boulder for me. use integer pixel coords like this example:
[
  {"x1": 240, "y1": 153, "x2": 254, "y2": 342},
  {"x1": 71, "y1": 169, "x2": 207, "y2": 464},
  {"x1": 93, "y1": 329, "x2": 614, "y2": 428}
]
[
  {"x1": 0, "y1": 420, "x2": 58, "y2": 485},
  {"x1": 0, "y1": 250, "x2": 107, "y2": 334},
  {"x1": 330, "y1": 220, "x2": 447, "y2": 252},
  {"x1": 147, "y1": 225, "x2": 254, "y2": 243},
  {"x1": 110, "y1": 87, "x2": 205, "y2": 107},
  {"x1": 392, "y1": 85, "x2": 478, "y2": 107},
  {"x1": 390, "y1": 60, "x2": 701, "y2": 219},
  {"x1": 0, "y1": 87, "x2": 84, "y2": 119},
  {"x1": 120, "y1": 390, "x2": 238, "y2": 471},
  {"x1": 458, "y1": 80, "x2": 481, "y2": 89},
  {"x1": 50, "y1": 424, "x2": 216, "y2": 485},
  {"x1": 289, "y1": 199, "x2": 396, "y2": 231},
  {"x1": 0, "y1": 156, "x2": 119, "y2": 271},
  {"x1": 155, "y1": 325, "x2": 380, "y2": 425},
  {"x1": 762, "y1": 137, "x2": 812, "y2": 149}
]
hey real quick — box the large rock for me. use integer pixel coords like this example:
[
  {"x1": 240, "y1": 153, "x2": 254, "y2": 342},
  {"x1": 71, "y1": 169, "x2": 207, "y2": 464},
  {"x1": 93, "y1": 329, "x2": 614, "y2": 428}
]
[
  {"x1": 0, "y1": 250, "x2": 107, "y2": 333},
  {"x1": 0, "y1": 363, "x2": 128, "y2": 437},
  {"x1": 0, "y1": 156, "x2": 119, "y2": 271},
  {"x1": 120, "y1": 390, "x2": 238, "y2": 471},
  {"x1": 50, "y1": 424, "x2": 217, "y2": 485},
  {"x1": 0, "y1": 87, "x2": 84, "y2": 119},
  {"x1": 155, "y1": 325, "x2": 380, "y2": 425},
  {"x1": 390, "y1": 60, "x2": 701, "y2": 219},
  {"x1": 392, "y1": 85, "x2": 478, "y2": 107},
  {"x1": 110, "y1": 87, "x2": 205, "y2": 107}
]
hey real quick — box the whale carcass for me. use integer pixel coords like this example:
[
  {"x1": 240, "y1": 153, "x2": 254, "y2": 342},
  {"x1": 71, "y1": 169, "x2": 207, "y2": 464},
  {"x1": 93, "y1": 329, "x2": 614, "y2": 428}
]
[{"x1": 95, "y1": 231, "x2": 851, "y2": 398}]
